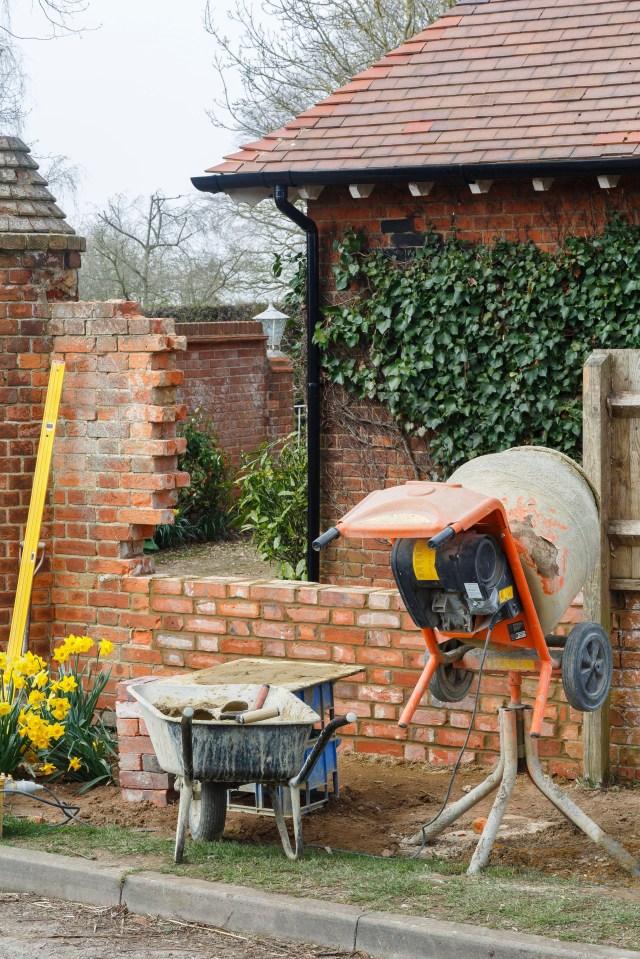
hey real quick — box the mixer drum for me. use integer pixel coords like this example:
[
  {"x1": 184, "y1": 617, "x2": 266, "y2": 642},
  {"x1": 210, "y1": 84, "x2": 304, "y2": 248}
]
[{"x1": 449, "y1": 447, "x2": 599, "y2": 636}]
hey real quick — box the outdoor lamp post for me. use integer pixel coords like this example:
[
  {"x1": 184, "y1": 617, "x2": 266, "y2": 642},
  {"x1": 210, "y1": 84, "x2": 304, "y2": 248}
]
[{"x1": 254, "y1": 302, "x2": 288, "y2": 350}]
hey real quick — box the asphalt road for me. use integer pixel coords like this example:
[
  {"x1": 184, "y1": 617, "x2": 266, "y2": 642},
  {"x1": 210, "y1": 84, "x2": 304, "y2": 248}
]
[{"x1": 0, "y1": 892, "x2": 365, "y2": 959}]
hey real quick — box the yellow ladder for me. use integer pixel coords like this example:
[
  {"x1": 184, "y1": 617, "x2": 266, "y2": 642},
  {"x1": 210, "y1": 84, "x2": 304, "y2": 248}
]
[{"x1": 6, "y1": 361, "x2": 65, "y2": 667}]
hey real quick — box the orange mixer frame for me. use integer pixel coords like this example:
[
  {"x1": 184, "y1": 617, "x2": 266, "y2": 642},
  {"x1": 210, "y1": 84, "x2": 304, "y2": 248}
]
[{"x1": 314, "y1": 480, "x2": 557, "y2": 737}]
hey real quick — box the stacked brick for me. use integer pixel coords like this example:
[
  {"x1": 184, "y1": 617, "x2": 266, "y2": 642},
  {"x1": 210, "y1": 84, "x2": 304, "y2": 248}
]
[
  {"x1": 311, "y1": 178, "x2": 640, "y2": 585},
  {"x1": 113, "y1": 575, "x2": 598, "y2": 805},
  {"x1": 49, "y1": 301, "x2": 188, "y2": 651},
  {"x1": 266, "y1": 350, "x2": 295, "y2": 445},
  {"x1": 611, "y1": 592, "x2": 640, "y2": 778},
  {"x1": 115, "y1": 676, "x2": 176, "y2": 804},
  {"x1": 0, "y1": 137, "x2": 84, "y2": 652},
  {"x1": 175, "y1": 320, "x2": 294, "y2": 469}
]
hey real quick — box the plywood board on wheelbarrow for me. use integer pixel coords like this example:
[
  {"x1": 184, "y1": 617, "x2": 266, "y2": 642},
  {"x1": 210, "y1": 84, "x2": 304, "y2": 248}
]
[{"x1": 158, "y1": 658, "x2": 364, "y2": 691}]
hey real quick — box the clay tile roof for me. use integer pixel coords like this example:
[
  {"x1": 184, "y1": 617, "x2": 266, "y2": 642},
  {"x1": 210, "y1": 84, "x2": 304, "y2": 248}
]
[
  {"x1": 202, "y1": 0, "x2": 640, "y2": 180},
  {"x1": 0, "y1": 136, "x2": 76, "y2": 235}
]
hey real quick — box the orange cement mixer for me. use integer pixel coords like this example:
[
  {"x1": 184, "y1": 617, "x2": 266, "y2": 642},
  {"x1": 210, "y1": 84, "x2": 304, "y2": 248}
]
[{"x1": 313, "y1": 447, "x2": 612, "y2": 738}]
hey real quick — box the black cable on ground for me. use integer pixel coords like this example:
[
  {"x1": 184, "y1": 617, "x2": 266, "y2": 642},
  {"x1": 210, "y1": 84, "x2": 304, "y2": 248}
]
[{"x1": 1, "y1": 784, "x2": 95, "y2": 828}]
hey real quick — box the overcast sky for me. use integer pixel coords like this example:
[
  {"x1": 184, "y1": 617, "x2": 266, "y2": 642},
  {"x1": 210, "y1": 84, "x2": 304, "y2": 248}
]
[{"x1": 14, "y1": 0, "x2": 243, "y2": 221}]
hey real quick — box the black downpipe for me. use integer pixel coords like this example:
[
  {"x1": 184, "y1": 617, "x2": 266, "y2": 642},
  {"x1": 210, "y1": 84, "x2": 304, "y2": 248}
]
[{"x1": 273, "y1": 185, "x2": 321, "y2": 582}]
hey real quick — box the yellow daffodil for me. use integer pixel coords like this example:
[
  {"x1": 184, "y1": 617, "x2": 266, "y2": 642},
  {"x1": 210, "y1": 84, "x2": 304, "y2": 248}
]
[
  {"x1": 0, "y1": 702, "x2": 10, "y2": 716},
  {"x1": 39, "y1": 763, "x2": 56, "y2": 776},
  {"x1": 68, "y1": 756, "x2": 81, "y2": 772},
  {"x1": 52, "y1": 646, "x2": 69, "y2": 664},
  {"x1": 12, "y1": 674, "x2": 25, "y2": 690},
  {"x1": 0, "y1": 653, "x2": 6, "y2": 670},
  {"x1": 48, "y1": 722, "x2": 65, "y2": 740},
  {"x1": 27, "y1": 690, "x2": 44, "y2": 707},
  {"x1": 58, "y1": 675, "x2": 78, "y2": 693},
  {"x1": 98, "y1": 639, "x2": 114, "y2": 657},
  {"x1": 18, "y1": 652, "x2": 45, "y2": 677},
  {"x1": 48, "y1": 696, "x2": 71, "y2": 721},
  {"x1": 32, "y1": 670, "x2": 49, "y2": 689}
]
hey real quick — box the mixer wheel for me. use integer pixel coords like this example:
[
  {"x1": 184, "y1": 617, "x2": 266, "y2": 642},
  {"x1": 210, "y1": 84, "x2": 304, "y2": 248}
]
[
  {"x1": 189, "y1": 781, "x2": 227, "y2": 841},
  {"x1": 562, "y1": 622, "x2": 612, "y2": 712},
  {"x1": 429, "y1": 640, "x2": 474, "y2": 703}
]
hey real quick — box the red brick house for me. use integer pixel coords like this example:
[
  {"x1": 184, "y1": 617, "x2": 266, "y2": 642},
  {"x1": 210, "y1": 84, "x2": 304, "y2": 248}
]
[{"x1": 193, "y1": 0, "x2": 640, "y2": 584}]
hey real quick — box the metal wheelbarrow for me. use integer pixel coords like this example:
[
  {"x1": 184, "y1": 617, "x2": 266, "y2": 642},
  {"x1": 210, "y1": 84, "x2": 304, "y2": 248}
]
[{"x1": 129, "y1": 681, "x2": 355, "y2": 862}]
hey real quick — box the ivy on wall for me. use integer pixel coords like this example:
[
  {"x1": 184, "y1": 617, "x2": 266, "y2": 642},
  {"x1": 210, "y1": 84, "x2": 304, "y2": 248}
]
[{"x1": 315, "y1": 217, "x2": 640, "y2": 476}]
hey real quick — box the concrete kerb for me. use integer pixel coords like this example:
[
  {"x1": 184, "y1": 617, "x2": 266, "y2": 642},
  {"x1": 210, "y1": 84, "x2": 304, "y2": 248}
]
[
  {"x1": 122, "y1": 872, "x2": 362, "y2": 952},
  {"x1": 0, "y1": 845, "x2": 638, "y2": 959},
  {"x1": 0, "y1": 846, "x2": 123, "y2": 907}
]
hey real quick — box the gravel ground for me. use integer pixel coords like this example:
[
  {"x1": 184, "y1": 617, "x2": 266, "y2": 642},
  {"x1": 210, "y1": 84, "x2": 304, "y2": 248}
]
[{"x1": 0, "y1": 893, "x2": 364, "y2": 959}]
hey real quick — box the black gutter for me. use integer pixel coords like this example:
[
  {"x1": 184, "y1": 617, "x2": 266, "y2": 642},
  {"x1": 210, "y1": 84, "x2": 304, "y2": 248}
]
[
  {"x1": 191, "y1": 155, "x2": 640, "y2": 195},
  {"x1": 272, "y1": 185, "x2": 321, "y2": 584}
]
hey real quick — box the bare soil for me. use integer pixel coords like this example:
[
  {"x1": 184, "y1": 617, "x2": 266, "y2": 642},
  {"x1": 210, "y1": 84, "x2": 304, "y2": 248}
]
[
  {"x1": 0, "y1": 893, "x2": 361, "y2": 959},
  {"x1": 10, "y1": 755, "x2": 640, "y2": 886},
  {"x1": 153, "y1": 536, "x2": 276, "y2": 580}
]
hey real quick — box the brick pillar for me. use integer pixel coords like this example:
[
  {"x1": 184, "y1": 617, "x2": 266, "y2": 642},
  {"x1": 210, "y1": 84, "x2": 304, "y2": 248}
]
[
  {"x1": 266, "y1": 349, "x2": 295, "y2": 443},
  {"x1": 0, "y1": 137, "x2": 85, "y2": 652},
  {"x1": 50, "y1": 301, "x2": 188, "y2": 653}
]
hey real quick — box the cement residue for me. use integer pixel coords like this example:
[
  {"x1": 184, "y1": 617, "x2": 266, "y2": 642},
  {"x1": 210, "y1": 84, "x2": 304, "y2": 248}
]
[
  {"x1": 154, "y1": 696, "x2": 237, "y2": 721},
  {"x1": 510, "y1": 516, "x2": 560, "y2": 579}
]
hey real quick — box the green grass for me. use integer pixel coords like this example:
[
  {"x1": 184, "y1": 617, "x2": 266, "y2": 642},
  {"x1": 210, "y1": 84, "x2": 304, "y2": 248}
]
[{"x1": 3, "y1": 818, "x2": 640, "y2": 950}]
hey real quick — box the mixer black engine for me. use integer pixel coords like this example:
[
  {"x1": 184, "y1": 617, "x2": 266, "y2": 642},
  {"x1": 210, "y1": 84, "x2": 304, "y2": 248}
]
[{"x1": 391, "y1": 532, "x2": 522, "y2": 632}]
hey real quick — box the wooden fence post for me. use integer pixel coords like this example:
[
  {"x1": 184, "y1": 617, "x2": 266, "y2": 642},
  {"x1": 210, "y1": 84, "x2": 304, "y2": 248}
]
[{"x1": 582, "y1": 352, "x2": 612, "y2": 783}]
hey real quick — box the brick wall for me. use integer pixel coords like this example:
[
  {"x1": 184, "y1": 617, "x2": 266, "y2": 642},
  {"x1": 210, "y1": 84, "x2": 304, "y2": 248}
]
[
  {"x1": 112, "y1": 575, "x2": 618, "y2": 804},
  {"x1": 612, "y1": 592, "x2": 640, "y2": 778},
  {"x1": 175, "y1": 320, "x2": 293, "y2": 469},
  {"x1": 0, "y1": 237, "x2": 85, "y2": 653},
  {"x1": 0, "y1": 137, "x2": 86, "y2": 652},
  {"x1": 266, "y1": 350, "x2": 295, "y2": 445},
  {"x1": 311, "y1": 176, "x2": 640, "y2": 584},
  {"x1": 49, "y1": 301, "x2": 188, "y2": 670}
]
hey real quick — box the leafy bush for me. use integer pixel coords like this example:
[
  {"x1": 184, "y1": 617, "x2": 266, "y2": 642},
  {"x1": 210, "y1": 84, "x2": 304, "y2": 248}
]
[
  {"x1": 316, "y1": 217, "x2": 640, "y2": 475},
  {"x1": 235, "y1": 433, "x2": 307, "y2": 579},
  {"x1": 0, "y1": 637, "x2": 116, "y2": 789},
  {"x1": 154, "y1": 409, "x2": 231, "y2": 549},
  {"x1": 144, "y1": 303, "x2": 261, "y2": 324}
]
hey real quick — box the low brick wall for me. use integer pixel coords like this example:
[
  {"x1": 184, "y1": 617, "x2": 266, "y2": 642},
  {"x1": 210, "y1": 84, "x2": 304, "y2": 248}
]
[{"x1": 112, "y1": 575, "x2": 603, "y2": 804}]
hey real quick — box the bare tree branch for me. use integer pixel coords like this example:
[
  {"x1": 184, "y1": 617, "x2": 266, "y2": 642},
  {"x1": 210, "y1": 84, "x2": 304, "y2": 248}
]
[
  {"x1": 0, "y1": 0, "x2": 91, "y2": 40},
  {"x1": 79, "y1": 192, "x2": 287, "y2": 308},
  {"x1": 0, "y1": 0, "x2": 92, "y2": 133},
  {"x1": 205, "y1": 0, "x2": 455, "y2": 139}
]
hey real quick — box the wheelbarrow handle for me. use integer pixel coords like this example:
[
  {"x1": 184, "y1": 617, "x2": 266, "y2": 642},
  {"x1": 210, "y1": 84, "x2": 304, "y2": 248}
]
[
  {"x1": 181, "y1": 707, "x2": 194, "y2": 784},
  {"x1": 289, "y1": 712, "x2": 357, "y2": 788}
]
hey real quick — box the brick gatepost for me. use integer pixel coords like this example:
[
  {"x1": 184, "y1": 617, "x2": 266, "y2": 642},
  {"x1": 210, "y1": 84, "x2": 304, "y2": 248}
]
[{"x1": 0, "y1": 137, "x2": 85, "y2": 653}]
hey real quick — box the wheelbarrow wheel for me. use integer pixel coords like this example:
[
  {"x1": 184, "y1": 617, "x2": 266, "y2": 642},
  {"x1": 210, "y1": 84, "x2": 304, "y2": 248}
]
[
  {"x1": 429, "y1": 640, "x2": 473, "y2": 703},
  {"x1": 189, "y1": 781, "x2": 228, "y2": 841},
  {"x1": 562, "y1": 622, "x2": 612, "y2": 712}
]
